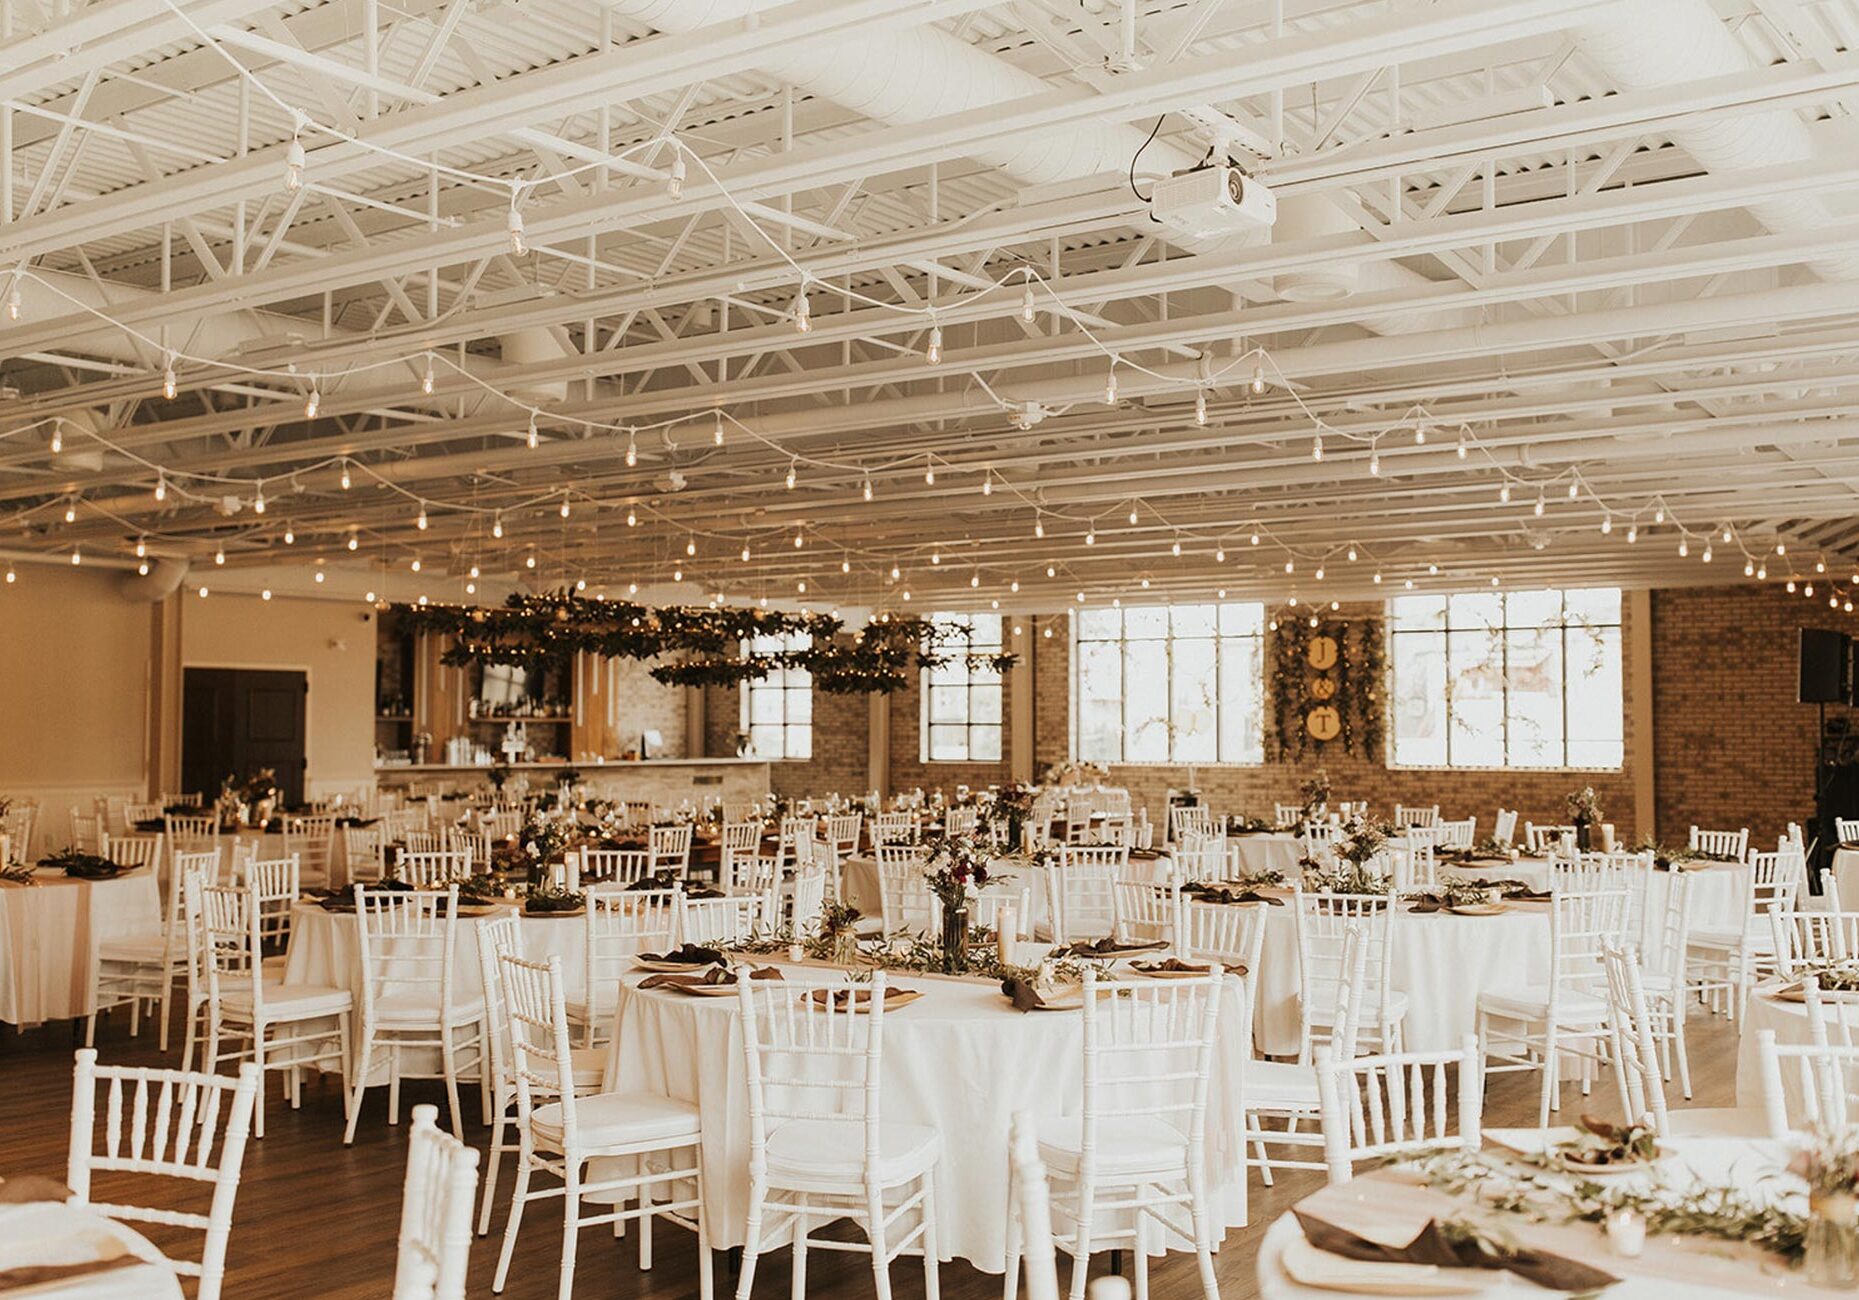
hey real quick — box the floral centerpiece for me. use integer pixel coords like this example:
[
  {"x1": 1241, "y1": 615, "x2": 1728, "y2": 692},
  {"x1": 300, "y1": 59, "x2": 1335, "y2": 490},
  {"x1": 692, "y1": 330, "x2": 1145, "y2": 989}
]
[
  {"x1": 511, "y1": 807, "x2": 580, "y2": 889},
  {"x1": 1304, "y1": 815, "x2": 1392, "y2": 894},
  {"x1": 990, "y1": 784, "x2": 1036, "y2": 851},
  {"x1": 1299, "y1": 767, "x2": 1332, "y2": 821},
  {"x1": 1041, "y1": 760, "x2": 1109, "y2": 787},
  {"x1": 1566, "y1": 785, "x2": 1604, "y2": 851},
  {"x1": 819, "y1": 899, "x2": 863, "y2": 966},
  {"x1": 1794, "y1": 1127, "x2": 1859, "y2": 1285},
  {"x1": 923, "y1": 831, "x2": 993, "y2": 972}
]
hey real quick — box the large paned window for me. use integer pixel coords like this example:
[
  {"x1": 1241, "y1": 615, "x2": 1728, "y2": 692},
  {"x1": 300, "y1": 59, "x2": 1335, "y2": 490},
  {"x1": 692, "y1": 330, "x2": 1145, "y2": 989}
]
[
  {"x1": 741, "y1": 632, "x2": 812, "y2": 759},
  {"x1": 1389, "y1": 588, "x2": 1623, "y2": 769},
  {"x1": 920, "y1": 613, "x2": 1003, "y2": 762},
  {"x1": 1072, "y1": 603, "x2": 1265, "y2": 764}
]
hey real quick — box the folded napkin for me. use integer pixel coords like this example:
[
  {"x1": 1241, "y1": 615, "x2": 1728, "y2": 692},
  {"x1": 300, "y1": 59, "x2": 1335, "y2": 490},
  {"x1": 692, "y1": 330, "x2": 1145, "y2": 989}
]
[
  {"x1": 1001, "y1": 977, "x2": 1058, "y2": 1011},
  {"x1": 638, "y1": 966, "x2": 783, "y2": 991},
  {"x1": 1185, "y1": 885, "x2": 1282, "y2": 906},
  {"x1": 1292, "y1": 1209, "x2": 1619, "y2": 1294},
  {"x1": 0, "y1": 1176, "x2": 70, "y2": 1204},
  {"x1": 1133, "y1": 958, "x2": 1243, "y2": 977},
  {"x1": 1067, "y1": 937, "x2": 1167, "y2": 957},
  {"x1": 640, "y1": 944, "x2": 725, "y2": 966}
]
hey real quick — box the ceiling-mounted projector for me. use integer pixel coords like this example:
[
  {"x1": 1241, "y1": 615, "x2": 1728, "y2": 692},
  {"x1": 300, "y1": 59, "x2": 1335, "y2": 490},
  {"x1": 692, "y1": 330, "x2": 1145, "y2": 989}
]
[{"x1": 1148, "y1": 165, "x2": 1276, "y2": 239}]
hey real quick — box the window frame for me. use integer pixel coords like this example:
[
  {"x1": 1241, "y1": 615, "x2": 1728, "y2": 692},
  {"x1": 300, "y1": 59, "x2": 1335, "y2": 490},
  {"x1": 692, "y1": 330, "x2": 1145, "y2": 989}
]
[
  {"x1": 1387, "y1": 587, "x2": 1623, "y2": 771},
  {"x1": 1068, "y1": 602, "x2": 1266, "y2": 766},
  {"x1": 739, "y1": 632, "x2": 813, "y2": 761},
  {"x1": 918, "y1": 613, "x2": 1005, "y2": 764}
]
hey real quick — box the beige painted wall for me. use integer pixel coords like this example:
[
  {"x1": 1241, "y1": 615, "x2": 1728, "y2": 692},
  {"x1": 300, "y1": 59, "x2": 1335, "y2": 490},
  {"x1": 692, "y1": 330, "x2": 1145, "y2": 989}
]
[
  {"x1": 0, "y1": 567, "x2": 155, "y2": 827},
  {"x1": 178, "y1": 593, "x2": 378, "y2": 798}
]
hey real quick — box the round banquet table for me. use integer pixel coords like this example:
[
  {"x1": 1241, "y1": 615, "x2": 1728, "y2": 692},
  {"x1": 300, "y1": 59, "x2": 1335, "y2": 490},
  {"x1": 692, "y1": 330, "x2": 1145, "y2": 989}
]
[
  {"x1": 840, "y1": 852, "x2": 1177, "y2": 939},
  {"x1": 1253, "y1": 897, "x2": 1553, "y2": 1056},
  {"x1": 1435, "y1": 856, "x2": 1750, "y2": 932},
  {"x1": 600, "y1": 964, "x2": 1254, "y2": 1270},
  {"x1": 1832, "y1": 846, "x2": 1859, "y2": 905},
  {"x1": 1735, "y1": 982, "x2": 1831, "y2": 1112},
  {"x1": 1225, "y1": 832, "x2": 1303, "y2": 877},
  {"x1": 0, "y1": 868, "x2": 162, "y2": 1026},
  {"x1": 0, "y1": 1200, "x2": 183, "y2": 1298},
  {"x1": 1257, "y1": 1135, "x2": 1802, "y2": 1299}
]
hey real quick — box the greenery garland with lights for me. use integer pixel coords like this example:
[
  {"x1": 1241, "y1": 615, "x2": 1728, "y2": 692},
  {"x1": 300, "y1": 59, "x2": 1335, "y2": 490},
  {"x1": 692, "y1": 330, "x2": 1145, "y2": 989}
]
[
  {"x1": 1268, "y1": 610, "x2": 1386, "y2": 760},
  {"x1": 397, "y1": 591, "x2": 1016, "y2": 694}
]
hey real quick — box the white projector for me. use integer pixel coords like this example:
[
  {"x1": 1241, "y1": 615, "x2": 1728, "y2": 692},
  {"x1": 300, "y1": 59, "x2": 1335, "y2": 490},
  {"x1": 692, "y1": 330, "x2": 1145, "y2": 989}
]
[{"x1": 1148, "y1": 165, "x2": 1276, "y2": 239}]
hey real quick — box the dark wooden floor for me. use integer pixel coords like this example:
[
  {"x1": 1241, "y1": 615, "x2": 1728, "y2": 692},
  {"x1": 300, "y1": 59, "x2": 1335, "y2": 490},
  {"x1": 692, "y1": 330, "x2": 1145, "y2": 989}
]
[{"x1": 0, "y1": 1008, "x2": 1743, "y2": 1299}]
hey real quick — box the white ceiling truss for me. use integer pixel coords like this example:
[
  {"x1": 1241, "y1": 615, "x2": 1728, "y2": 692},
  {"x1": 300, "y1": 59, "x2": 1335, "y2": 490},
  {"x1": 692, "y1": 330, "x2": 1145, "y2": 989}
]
[{"x1": 6, "y1": 0, "x2": 1859, "y2": 614}]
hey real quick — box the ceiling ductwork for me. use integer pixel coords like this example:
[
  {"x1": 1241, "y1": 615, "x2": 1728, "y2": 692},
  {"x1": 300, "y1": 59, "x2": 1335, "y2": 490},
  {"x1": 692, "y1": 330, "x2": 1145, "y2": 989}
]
[
  {"x1": 116, "y1": 556, "x2": 189, "y2": 602},
  {"x1": 1571, "y1": 0, "x2": 1859, "y2": 283}
]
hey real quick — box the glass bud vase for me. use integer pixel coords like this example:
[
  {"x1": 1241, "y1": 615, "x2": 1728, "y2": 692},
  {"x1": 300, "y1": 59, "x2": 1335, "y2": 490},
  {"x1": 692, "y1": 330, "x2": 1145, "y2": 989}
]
[
  {"x1": 1573, "y1": 815, "x2": 1593, "y2": 852},
  {"x1": 830, "y1": 927, "x2": 861, "y2": 967},
  {"x1": 940, "y1": 904, "x2": 970, "y2": 974},
  {"x1": 1808, "y1": 1193, "x2": 1859, "y2": 1289}
]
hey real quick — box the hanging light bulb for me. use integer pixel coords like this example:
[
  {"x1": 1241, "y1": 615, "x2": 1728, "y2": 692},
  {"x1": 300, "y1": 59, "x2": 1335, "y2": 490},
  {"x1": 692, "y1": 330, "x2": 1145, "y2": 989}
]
[
  {"x1": 1533, "y1": 490, "x2": 1545, "y2": 517},
  {"x1": 893, "y1": 565, "x2": 903, "y2": 580},
  {"x1": 1250, "y1": 361, "x2": 1266, "y2": 395},
  {"x1": 1499, "y1": 483, "x2": 1511, "y2": 504},
  {"x1": 469, "y1": 564, "x2": 480, "y2": 579},
  {"x1": 506, "y1": 202, "x2": 526, "y2": 255},
  {"x1": 416, "y1": 503, "x2": 429, "y2": 530},
  {"x1": 862, "y1": 476, "x2": 873, "y2": 501},
  {"x1": 1626, "y1": 524, "x2": 1637, "y2": 544},
  {"x1": 1250, "y1": 531, "x2": 1260, "y2": 546},
  {"x1": 924, "y1": 464, "x2": 936, "y2": 486},
  {"x1": 1316, "y1": 564, "x2": 1326, "y2": 580},
  {"x1": 1654, "y1": 506, "x2": 1666, "y2": 524},
  {"x1": 625, "y1": 507, "x2": 636, "y2": 528},
  {"x1": 154, "y1": 476, "x2": 167, "y2": 503},
  {"x1": 1021, "y1": 281, "x2": 1036, "y2": 323},
  {"x1": 525, "y1": 415, "x2": 539, "y2": 450},
  {"x1": 137, "y1": 561, "x2": 148, "y2": 577},
  {"x1": 1215, "y1": 546, "x2": 1226, "y2": 562},
  {"x1": 1103, "y1": 362, "x2": 1118, "y2": 405},
  {"x1": 492, "y1": 513, "x2": 504, "y2": 539},
  {"x1": 785, "y1": 461, "x2": 798, "y2": 491},
  {"x1": 63, "y1": 500, "x2": 76, "y2": 524},
  {"x1": 214, "y1": 546, "x2": 226, "y2": 566},
  {"x1": 685, "y1": 536, "x2": 696, "y2": 557},
  {"x1": 70, "y1": 547, "x2": 81, "y2": 566},
  {"x1": 347, "y1": 533, "x2": 359, "y2": 551},
  {"x1": 253, "y1": 487, "x2": 266, "y2": 515},
  {"x1": 1678, "y1": 538, "x2": 1689, "y2": 557},
  {"x1": 926, "y1": 324, "x2": 943, "y2": 365},
  {"x1": 969, "y1": 572, "x2": 980, "y2": 589},
  {"x1": 1194, "y1": 390, "x2": 1207, "y2": 426},
  {"x1": 793, "y1": 284, "x2": 811, "y2": 333},
  {"x1": 1046, "y1": 565, "x2": 1056, "y2": 578},
  {"x1": 1599, "y1": 516, "x2": 1611, "y2": 535},
  {"x1": 525, "y1": 553, "x2": 537, "y2": 570},
  {"x1": 1372, "y1": 570, "x2": 1383, "y2": 584},
  {"x1": 1722, "y1": 524, "x2": 1733, "y2": 543},
  {"x1": 1034, "y1": 518, "x2": 1045, "y2": 539},
  {"x1": 339, "y1": 463, "x2": 352, "y2": 491},
  {"x1": 1456, "y1": 431, "x2": 1468, "y2": 459},
  {"x1": 1128, "y1": 505, "x2": 1140, "y2": 526},
  {"x1": 559, "y1": 497, "x2": 571, "y2": 519},
  {"x1": 1744, "y1": 559, "x2": 1755, "y2": 577},
  {"x1": 1702, "y1": 545, "x2": 1713, "y2": 563},
  {"x1": 304, "y1": 385, "x2": 320, "y2": 418},
  {"x1": 1284, "y1": 559, "x2": 1295, "y2": 574},
  {"x1": 713, "y1": 410, "x2": 725, "y2": 446},
  {"x1": 624, "y1": 430, "x2": 637, "y2": 466},
  {"x1": 1084, "y1": 531, "x2": 1094, "y2": 547},
  {"x1": 793, "y1": 530, "x2": 804, "y2": 549},
  {"x1": 1311, "y1": 435, "x2": 1323, "y2": 463},
  {"x1": 420, "y1": 356, "x2": 435, "y2": 395},
  {"x1": 5, "y1": 280, "x2": 20, "y2": 320},
  {"x1": 134, "y1": 537, "x2": 147, "y2": 559},
  {"x1": 1368, "y1": 449, "x2": 1381, "y2": 477},
  {"x1": 741, "y1": 544, "x2": 752, "y2": 563},
  {"x1": 285, "y1": 133, "x2": 306, "y2": 190},
  {"x1": 667, "y1": 152, "x2": 686, "y2": 199},
  {"x1": 162, "y1": 358, "x2": 177, "y2": 400},
  {"x1": 49, "y1": 426, "x2": 62, "y2": 454},
  {"x1": 932, "y1": 549, "x2": 942, "y2": 565},
  {"x1": 841, "y1": 557, "x2": 851, "y2": 574},
  {"x1": 1011, "y1": 579, "x2": 1021, "y2": 593},
  {"x1": 1170, "y1": 538, "x2": 1181, "y2": 557},
  {"x1": 1788, "y1": 579, "x2": 1798, "y2": 592},
  {"x1": 981, "y1": 475, "x2": 993, "y2": 496}
]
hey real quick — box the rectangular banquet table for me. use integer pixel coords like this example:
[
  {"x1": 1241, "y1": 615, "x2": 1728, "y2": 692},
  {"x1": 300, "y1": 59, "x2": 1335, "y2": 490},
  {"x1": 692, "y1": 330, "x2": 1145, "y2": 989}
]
[
  {"x1": 599, "y1": 960, "x2": 1255, "y2": 1270},
  {"x1": 0, "y1": 869, "x2": 161, "y2": 1026}
]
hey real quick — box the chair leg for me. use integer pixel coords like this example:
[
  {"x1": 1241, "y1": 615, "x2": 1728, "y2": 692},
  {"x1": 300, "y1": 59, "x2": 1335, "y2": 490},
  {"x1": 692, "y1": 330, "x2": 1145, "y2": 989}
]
[
  {"x1": 921, "y1": 1172, "x2": 941, "y2": 1300},
  {"x1": 693, "y1": 1162, "x2": 715, "y2": 1300},
  {"x1": 1068, "y1": 1181, "x2": 1097, "y2": 1300},
  {"x1": 252, "y1": 1024, "x2": 268, "y2": 1139},
  {"x1": 1672, "y1": 1006, "x2": 1694, "y2": 1098},
  {"x1": 343, "y1": 1030, "x2": 374, "y2": 1145},
  {"x1": 1539, "y1": 1019, "x2": 1561, "y2": 1128},
  {"x1": 557, "y1": 1162, "x2": 580, "y2": 1300},
  {"x1": 790, "y1": 1193, "x2": 808, "y2": 1298},
  {"x1": 734, "y1": 1180, "x2": 766, "y2": 1300},
  {"x1": 1133, "y1": 1201, "x2": 1149, "y2": 1300},
  {"x1": 1187, "y1": 1165, "x2": 1219, "y2": 1300},
  {"x1": 158, "y1": 966, "x2": 174, "y2": 1053},
  {"x1": 639, "y1": 1179, "x2": 654, "y2": 1270},
  {"x1": 1003, "y1": 1162, "x2": 1023, "y2": 1300},
  {"x1": 388, "y1": 1039, "x2": 403, "y2": 1127},
  {"x1": 492, "y1": 1142, "x2": 533, "y2": 1294},
  {"x1": 478, "y1": 1103, "x2": 507, "y2": 1236},
  {"x1": 866, "y1": 1180, "x2": 893, "y2": 1300},
  {"x1": 84, "y1": 1013, "x2": 96, "y2": 1048},
  {"x1": 439, "y1": 1023, "x2": 465, "y2": 1140}
]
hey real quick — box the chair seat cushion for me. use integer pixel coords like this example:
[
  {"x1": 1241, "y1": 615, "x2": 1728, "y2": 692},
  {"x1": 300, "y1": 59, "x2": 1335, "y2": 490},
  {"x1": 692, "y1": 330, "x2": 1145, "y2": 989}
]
[
  {"x1": 224, "y1": 981, "x2": 353, "y2": 1019},
  {"x1": 532, "y1": 1091, "x2": 700, "y2": 1152},
  {"x1": 1245, "y1": 1060, "x2": 1322, "y2": 1110},
  {"x1": 1476, "y1": 985, "x2": 1607, "y2": 1022},
  {"x1": 1664, "y1": 1106, "x2": 1767, "y2": 1138},
  {"x1": 1309, "y1": 991, "x2": 1410, "y2": 1027},
  {"x1": 97, "y1": 934, "x2": 172, "y2": 964},
  {"x1": 373, "y1": 993, "x2": 484, "y2": 1026},
  {"x1": 1689, "y1": 926, "x2": 1769, "y2": 952},
  {"x1": 1036, "y1": 1115, "x2": 1189, "y2": 1177},
  {"x1": 763, "y1": 1118, "x2": 940, "y2": 1185}
]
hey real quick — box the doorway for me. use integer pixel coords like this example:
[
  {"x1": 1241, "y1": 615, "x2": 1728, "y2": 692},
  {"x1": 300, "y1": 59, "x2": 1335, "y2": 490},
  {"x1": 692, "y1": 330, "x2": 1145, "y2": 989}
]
[{"x1": 181, "y1": 667, "x2": 308, "y2": 807}]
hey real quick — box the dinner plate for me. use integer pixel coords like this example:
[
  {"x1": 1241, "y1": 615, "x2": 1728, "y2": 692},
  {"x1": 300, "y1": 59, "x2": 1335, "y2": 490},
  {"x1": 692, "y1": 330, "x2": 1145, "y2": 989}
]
[
  {"x1": 1278, "y1": 1236, "x2": 1496, "y2": 1295},
  {"x1": 1012, "y1": 986, "x2": 1084, "y2": 1011},
  {"x1": 1485, "y1": 1126, "x2": 1666, "y2": 1174},
  {"x1": 1446, "y1": 903, "x2": 1506, "y2": 917},
  {"x1": 1130, "y1": 962, "x2": 1212, "y2": 979},
  {"x1": 522, "y1": 906, "x2": 586, "y2": 919},
  {"x1": 633, "y1": 957, "x2": 718, "y2": 973}
]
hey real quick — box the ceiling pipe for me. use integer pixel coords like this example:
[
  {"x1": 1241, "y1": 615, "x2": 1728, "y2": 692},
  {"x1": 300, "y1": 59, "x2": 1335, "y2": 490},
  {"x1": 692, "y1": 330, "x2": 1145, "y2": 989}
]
[
  {"x1": 1571, "y1": 0, "x2": 1859, "y2": 282},
  {"x1": 115, "y1": 556, "x2": 190, "y2": 601}
]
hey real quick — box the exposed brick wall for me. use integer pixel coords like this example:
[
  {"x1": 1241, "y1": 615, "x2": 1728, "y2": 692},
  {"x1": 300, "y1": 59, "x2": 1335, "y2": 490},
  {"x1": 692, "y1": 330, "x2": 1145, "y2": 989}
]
[
  {"x1": 1650, "y1": 584, "x2": 1853, "y2": 843},
  {"x1": 886, "y1": 639, "x2": 1016, "y2": 796},
  {"x1": 698, "y1": 639, "x2": 870, "y2": 799}
]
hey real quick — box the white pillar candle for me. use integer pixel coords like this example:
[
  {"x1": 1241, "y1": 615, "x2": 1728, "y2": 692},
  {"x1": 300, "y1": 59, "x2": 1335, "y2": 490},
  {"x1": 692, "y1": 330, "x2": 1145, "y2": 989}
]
[
  {"x1": 1605, "y1": 1207, "x2": 1645, "y2": 1257},
  {"x1": 997, "y1": 903, "x2": 1018, "y2": 965}
]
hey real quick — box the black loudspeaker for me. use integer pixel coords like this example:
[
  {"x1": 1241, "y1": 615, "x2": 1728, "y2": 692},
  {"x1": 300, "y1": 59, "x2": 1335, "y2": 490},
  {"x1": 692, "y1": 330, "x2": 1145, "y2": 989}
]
[{"x1": 1801, "y1": 627, "x2": 1849, "y2": 704}]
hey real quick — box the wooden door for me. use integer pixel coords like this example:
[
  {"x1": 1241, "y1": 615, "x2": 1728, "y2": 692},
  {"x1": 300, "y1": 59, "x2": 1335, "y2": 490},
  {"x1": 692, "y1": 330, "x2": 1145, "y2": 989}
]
[{"x1": 181, "y1": 668, "x2": 308, "y2": 807}]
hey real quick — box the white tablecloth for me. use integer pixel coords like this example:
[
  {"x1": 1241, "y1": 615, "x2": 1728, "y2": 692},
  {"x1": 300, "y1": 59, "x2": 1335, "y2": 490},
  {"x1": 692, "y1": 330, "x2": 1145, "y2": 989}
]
[
  {"x1": 1831, "y1": 847, "x2": 1859, "y2": 905},
  {"x1": 0, "y1": 1201, "x2": 183, "y2": 1298},
  {"x1": 601, "y1": 964, "x2": 1254, "y2": 1270},
  {"x1": 1736, "y1": 984, "x2": 1824, "y2": 1112},
  {"x1": 841, "y1": 853, "x2": 1177, "y2": 939},
  {"x1": 0, "y1": 870, "x2": 162, "y2": 1026},
  {"x1": 1253, "y1": 898, "x2": 1553, "y2": 1055},
  {"x1": 1436, "y1": 857, "x2": 1750, "y2": 932},
  {"x1": 1226, "y1": 833, "x2": 1302, "y2": 877},
  {"x1": 1257, "y1": 1136, "x2": 1803, "y2": 1299}
]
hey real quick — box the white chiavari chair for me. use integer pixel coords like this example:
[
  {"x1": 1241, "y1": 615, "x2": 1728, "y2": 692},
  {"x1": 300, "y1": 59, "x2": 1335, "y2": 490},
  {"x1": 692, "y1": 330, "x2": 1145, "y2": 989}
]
[
  {"x1": 1009, "y1": 968, "x2": 1223, "y2": 1300},
  {"x1": 286, "y1": 812, "x2": 338, "y2": 888},
  {"x1": 1434, "y1": 817, "x2": 1476, "y2": 851},
  {"x1": 397, "y1": 850, "x2": 474, "y2": 888},
  {"x1": 343, "y1": 885, "x2": 488, "y2": 1144},
  {"x1": 1169, "y1": 804, "x2": 1214, "y2": 846},
  {"x1": 124, "y1": 800, "x2": 163, "y2": 830},
  {"x1": 169, "y1": 850, "x2": 227, "y2": 1068},
  {"x1": 873, "y1": 811, "x2": 917, "y2": 846},
  {"x1": 68, "y1": 1048, "x2": 259, "y2": 1300},
  {"x1": 576, "y1": 847, "x2": 650, "y2": 889},
  {"x1": 788, "y1": 865, "x2": 829, "y2": 938},
  {"x1": 1293, "y1": 887, "x2": 1405, "y2": 1060},
  {"x1": 1837, "y1": 817, "x2": 1859, "y2": 845},
  {"x1": 1172, "y1": 830, "x2": 1225, "y2": 883},
  {"x1": 969, "y1": 881, "x2": 1033, "y2": 942},
  {"x1": 1491, "y1": 808, "x2": 1518, "y2": 847},
  {"x1": 481, "y1": 808, "x2": 521, "y2": 844},
  {"x1": 345, "y1": 824, "x2": 387, "y2": 884},
  {"x1": 1111, "y1": 876, "x2": 1182, "y2": 951},
  {"x1": 102, "y1": 831, "x2": 164, "y2": 874},
  {"x1": 2, "y1": 801, "x2": 36, "y2": 862},
  {"x1": 69, "y1": 805, "x2": 103, "y2": 852},
  {"x1": 1770, "y1": 907, "x2": 1859, "y2": 975},
  {"x1": 1317, "y1": 1037, "x2": 1483, "y2": 1185},
  {"x1": 87, "y1": 836, "x2": 188, "y2": 1051},
  {"x1": 679, "y1": 891, "x2": 767, "y2": 948},
  {"x1": 400, "y1": 829, "x2": 441, "y2": 856},
  {"x1": 623, "y1": 798, "x2": 654, "y2": 827},
  {"x1": 1393, "y1": 804, "x2": 1439, "y2": 830},
  {"x1": 774, "y1": 816, "x2": 818, "y2": 870},
  {"x1": 877, "y1": 844, "x2": 935, "y2": 934},
  {"x1": 719, "y1": 820, "x2": 765, "y2": 886},
  {"x1": 492, "y1": 953, "x2": 711, "y2": 1300},
  {"x1": 1272, "y1": 803, "x2": 1303, "y2": 827},
  {"x1": 649, "y1": 823, "x2": 693, "y2": 876},
  {"x1": 395, "y1": 1102, "x2": 480, "y2": 1300},
  {"x1": 1823, "y1": 867, "x2": 1845, "y2": 911},
  {"x1": 165, "y1": 811, "x2": 219, "y2": 857},
  {"x1": 1048, "y1": 844, "x2": 1126, "y2": 944},
  {"x1": 945, "y1": 806, "x2": 980, "y2": 836},
  {"x1": 473, "y1": 915, "x2": 604, "y2": 1238},
  {"x1": 1557, "y1": 849, "x2": 1654, "y2": 949},
  {"x1": 1394, "y1": 829, "x2": 1437, "y2": 892},
  {"x1": 734, "y1": 968, "x2": 935, "y2": 1300},
  {"x1": 385, "y1": 808, "x2": 429, "y2": 842},
  {"x1": 1690, "y1": 825, "x2": 1751, "y2": 861},
  {"x1": 242, "y1": 853, "x2": 301, "y2": 956},
  {"x1": 1302, "y1": 821, "x2": 1340, "y2": 856},
  {"x1": 826, "y1": 812, "x2": 863, "y2": 861},
  {"x1": 192, "y1": 879, "x2": 352, "y2": 1138},
  {"x1": 1478, "y1": 886, "x2": 1628, "y2": 1125},
  {"x1": 1758, "y1": 1027, "x2": 1859, "y2": 1136},
  {"x1": 1005, "y1": 1111, "x2": 1062, "y2": 1300},
  {"x1": 568, "y1": 887, "x2": 678, "y2": 1047},
  {"x1": 1689, "y1": 847, "x2": 1804, "y2": 1020},
  {"x1": 1522, "y1": 822, "x2": 1574, "y2": 855}
]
